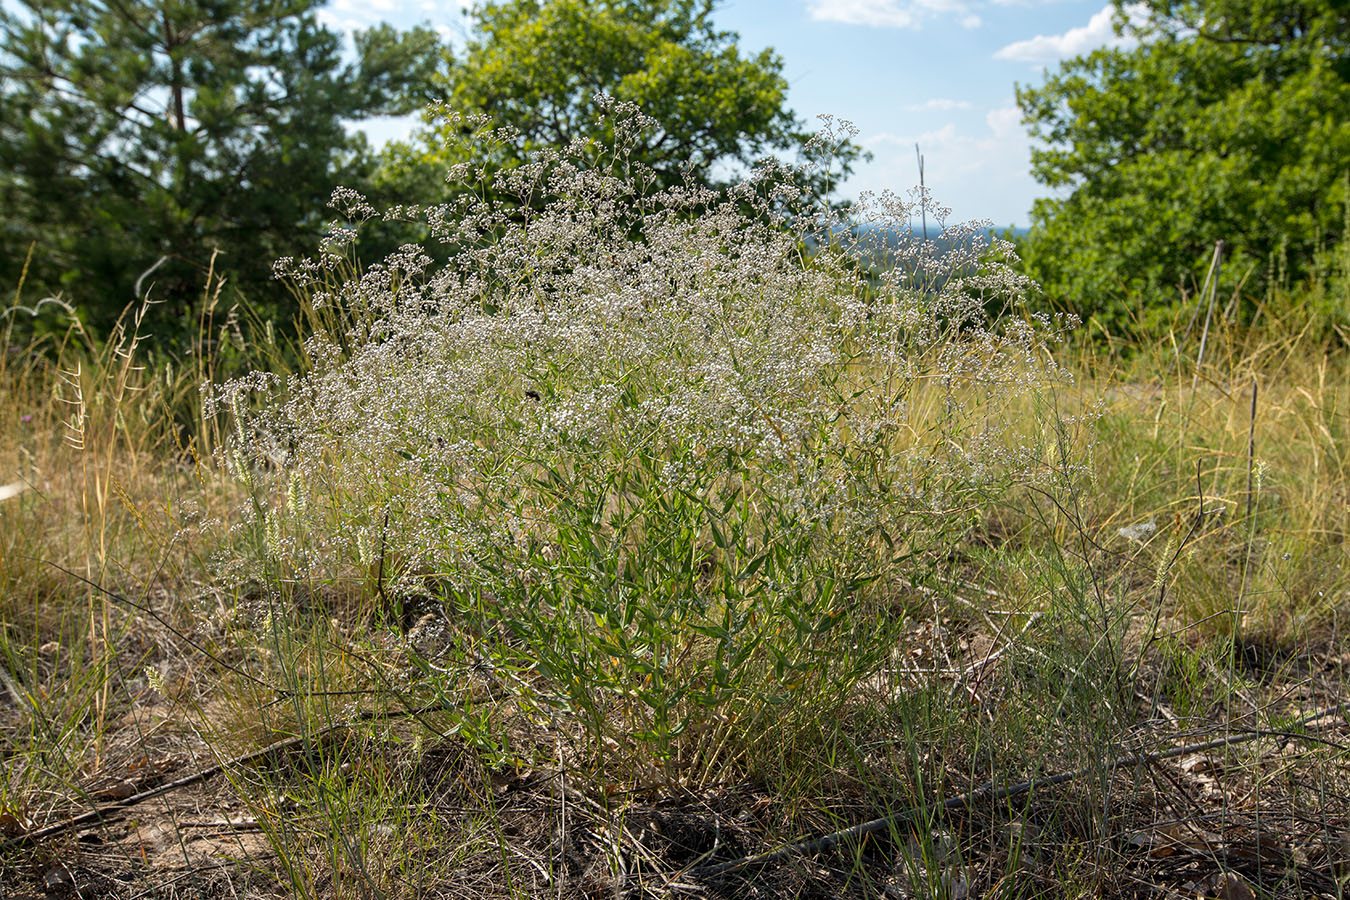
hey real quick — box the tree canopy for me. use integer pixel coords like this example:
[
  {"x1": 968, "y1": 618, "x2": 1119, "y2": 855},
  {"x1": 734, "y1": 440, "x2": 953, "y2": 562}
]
[
  {"x1": 378, "y1": 0, "x2": 858, "y2": 203},
  {"x1": 1016, "y1": 0, "x2": 1350, "y2": 328},
  {"x1": 0, "y1": 0, "x2": 441, "y2": 336}
]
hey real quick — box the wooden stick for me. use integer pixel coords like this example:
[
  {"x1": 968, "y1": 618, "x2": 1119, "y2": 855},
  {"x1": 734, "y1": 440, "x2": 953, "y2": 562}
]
[
  {"x1": 691, "y1": 700, "x2": 1348, "y2": 879},
  {"x1": 1, "y1": 699, "x2": 456, "y2": 850},
  {"x1": 3, "y1": 735, "x2": 329, "y2": 849},
  {"x1": 1192, "y1": 240, "x2": 1224, "y2": 386},
  {"x1": 1245, "y1": 375, "x2": 1259, "y2": 522}
]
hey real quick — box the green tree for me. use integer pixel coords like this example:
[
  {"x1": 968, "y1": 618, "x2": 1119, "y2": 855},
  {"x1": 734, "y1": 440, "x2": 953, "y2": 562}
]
[
  {"x1": 377, "y1": 0, "x2": 858, "y2": 205},
  {"x1": 1016, "y1": 0, "x2": 1350, "y2": 329},
  {"x1": 0, "y1": 0, "x2": 441, "y2": 336}
]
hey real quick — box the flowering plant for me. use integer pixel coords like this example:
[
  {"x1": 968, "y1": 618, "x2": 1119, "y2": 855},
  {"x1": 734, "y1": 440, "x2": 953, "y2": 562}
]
[{"x1": 218, "y1": 100, "x2": 1073, "y2": 776}]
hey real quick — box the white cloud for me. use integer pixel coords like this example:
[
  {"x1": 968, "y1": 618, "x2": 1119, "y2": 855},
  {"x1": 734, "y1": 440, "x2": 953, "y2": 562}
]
[
  {"x1": 993, "y1": 3, "x2": 1146, "y2": 63},
  {"x1": 316, "y1": 9, "x2": 365, "y2": 33},
  {"x1": 332, "y1": 0, "x2": 395, "y2": 13},
  {"x1": 807, "y1": 0, "x2": 976, "y2": 29},
  {"x1": 903, "y1": 98, "x2": 973, "y2": 111},
  {"x1": 808, "y1": 0, "x2": 918, "y2": 28},
  {"x1": 317, "y1": 0, "x2": 470, "y2": 34},
  {"x1": 985, "y1": 104, "x2": 1021, "y2": 139}
]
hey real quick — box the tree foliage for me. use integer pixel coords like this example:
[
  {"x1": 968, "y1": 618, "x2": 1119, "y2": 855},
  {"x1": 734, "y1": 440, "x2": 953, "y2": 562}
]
[
  {"x1": 0, "y1": 0, "x2": 441, "y2": 335},
  {"x1": 1016, "y1": 0, "x2": 1350, "y2": 328},
  {"x1": 378, "y1": 0, "x2": 858, "y2": 203}
]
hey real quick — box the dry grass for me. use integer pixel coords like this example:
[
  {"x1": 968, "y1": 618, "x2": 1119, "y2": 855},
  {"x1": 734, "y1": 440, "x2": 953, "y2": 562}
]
[{"x1": 1, "y1": 273, "x2": 1347, "y2": 899}]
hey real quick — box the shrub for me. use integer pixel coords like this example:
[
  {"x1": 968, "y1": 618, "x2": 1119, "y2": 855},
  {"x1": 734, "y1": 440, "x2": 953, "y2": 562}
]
[{"x1": 216, "y1": 100, "x2": 1075, "y2": 781}]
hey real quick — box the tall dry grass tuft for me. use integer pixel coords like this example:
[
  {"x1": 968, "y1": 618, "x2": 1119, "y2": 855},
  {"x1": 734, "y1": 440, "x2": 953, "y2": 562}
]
[
  {"x1": 1053, "y1": 300, "x2": 1350, "y2": 646},
  {"x1": 0, "y1": 255, "x2": 240, "y2": 813}
]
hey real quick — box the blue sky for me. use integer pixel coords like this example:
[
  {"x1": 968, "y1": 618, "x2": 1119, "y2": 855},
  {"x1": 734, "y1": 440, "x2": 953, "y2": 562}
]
[{"x1": 322, "y1": 0, "x2": 1140, "y2": 228}]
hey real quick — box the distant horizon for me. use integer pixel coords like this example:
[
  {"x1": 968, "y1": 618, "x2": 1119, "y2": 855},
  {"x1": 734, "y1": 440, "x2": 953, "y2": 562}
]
[
  {"x1": 333, "y1": 0, "x2": 1135, "y2": 230},
  {"x1": 852, "y1": 222, "x2": 1032, "y2": 237}
]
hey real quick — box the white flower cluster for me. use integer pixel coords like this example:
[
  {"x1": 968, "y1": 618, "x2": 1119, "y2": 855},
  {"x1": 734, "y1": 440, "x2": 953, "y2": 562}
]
[{"x1": 221, "y1": 105, "x2": 1074, "y2": 590}]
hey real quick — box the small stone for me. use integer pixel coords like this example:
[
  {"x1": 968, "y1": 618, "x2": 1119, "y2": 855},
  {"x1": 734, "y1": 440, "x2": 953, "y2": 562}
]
[{"x1": 43, "y1": 866, "x2": 74, "y2": 894}]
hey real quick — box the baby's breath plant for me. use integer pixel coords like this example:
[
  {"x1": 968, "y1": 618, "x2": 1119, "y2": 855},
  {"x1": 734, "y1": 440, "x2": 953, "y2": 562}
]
[{"x1": 218, "y1": 98, "x2": 1075, "y2": 783}]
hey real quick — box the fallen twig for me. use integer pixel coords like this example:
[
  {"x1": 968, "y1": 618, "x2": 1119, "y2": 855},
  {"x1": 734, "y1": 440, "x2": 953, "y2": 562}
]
[
  {"x1": 0, "y1": 699, "x2": 460, "y2": 850},
  {"x1": 691, "y1": 700, "x2": 1349, "y2": 879}
]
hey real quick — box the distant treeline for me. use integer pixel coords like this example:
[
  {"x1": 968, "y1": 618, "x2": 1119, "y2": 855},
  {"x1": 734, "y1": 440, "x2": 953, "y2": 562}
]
[{"x1": 2, "y1": 0, "x2": 1345, "y2": 344}]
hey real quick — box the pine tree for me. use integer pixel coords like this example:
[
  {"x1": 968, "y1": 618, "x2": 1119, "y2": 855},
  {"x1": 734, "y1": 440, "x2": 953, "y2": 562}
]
[{"x1": 0, "y1": 0, "x2": 440, "y2": 335}]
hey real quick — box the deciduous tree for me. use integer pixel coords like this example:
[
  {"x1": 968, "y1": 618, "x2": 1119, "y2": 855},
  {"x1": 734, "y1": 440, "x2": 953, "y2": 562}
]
[
  {"x1": 378, "y1": 0, "x2": 859, "y2": 204},
  {"x1": 1016, "y1": 0, "x2": 1350, "y2": 328}
]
